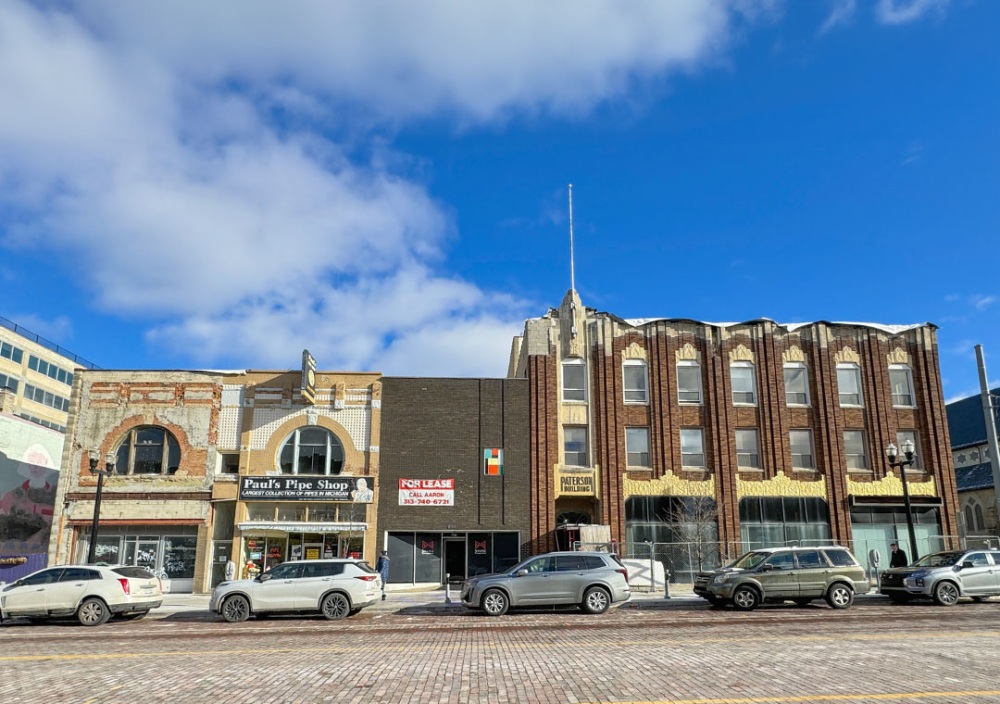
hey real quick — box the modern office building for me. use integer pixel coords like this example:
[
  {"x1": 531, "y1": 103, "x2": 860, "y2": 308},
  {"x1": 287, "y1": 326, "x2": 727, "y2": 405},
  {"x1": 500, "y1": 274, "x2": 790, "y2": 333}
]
[{"x1": 509, "y1": 290, "x2": 959, "y2": 576}]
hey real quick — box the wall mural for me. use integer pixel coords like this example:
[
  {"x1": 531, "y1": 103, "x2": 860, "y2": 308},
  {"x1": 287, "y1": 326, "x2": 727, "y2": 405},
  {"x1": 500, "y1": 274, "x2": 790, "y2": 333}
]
[{"x1": 0, "y1": 417, "x2": 63, "y2": 582}]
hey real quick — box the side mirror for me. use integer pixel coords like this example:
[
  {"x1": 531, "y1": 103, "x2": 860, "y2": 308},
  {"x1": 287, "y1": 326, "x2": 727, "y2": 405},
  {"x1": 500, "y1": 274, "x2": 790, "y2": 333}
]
[
  {"x1": 961, "y1": 561, "x2": 974, "y2": 570},
  {"x1": 759, "y1": 563, "x2": 774, "y2": 572},
  {"x1": 258, "y1": 573, "x2": 272, "y2": 582},
  {"x1": 515, "y1": 569, "x2": 529, "y2": 577}
]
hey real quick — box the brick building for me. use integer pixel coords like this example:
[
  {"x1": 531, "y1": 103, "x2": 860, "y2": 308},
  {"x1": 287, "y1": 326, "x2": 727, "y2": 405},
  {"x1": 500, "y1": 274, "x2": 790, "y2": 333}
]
[
  {"x1": 377, "y1": 378, "x2": 529, "y2": 584},
  {"x1": 509, "y1": 290, "x2": 959, "y2": 577}
]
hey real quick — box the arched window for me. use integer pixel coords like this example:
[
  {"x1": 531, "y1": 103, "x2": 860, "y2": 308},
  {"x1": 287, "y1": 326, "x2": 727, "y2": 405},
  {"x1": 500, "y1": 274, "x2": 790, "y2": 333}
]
[
  {"x1": 279, "y1": 427, "x2": 345, "y2": 475},
  {"x1": 964, "y1": 500, "x2": 986, "y2": 533},
  {"x1": 975, "y1": 504, "x2": 986, "y2": 532},
  {"x1": 114, "y1": 426, "x2": 181, "y2": 475},
  {"x1": 557, "y1": 511, "x2": 591, "y2": 525}
]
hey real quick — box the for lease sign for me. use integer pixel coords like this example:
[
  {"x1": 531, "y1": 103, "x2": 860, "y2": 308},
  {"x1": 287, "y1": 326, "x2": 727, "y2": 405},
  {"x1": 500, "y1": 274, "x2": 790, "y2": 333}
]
[{"x1": 399, "y1": 478, "x2": 455, "y2": 507}]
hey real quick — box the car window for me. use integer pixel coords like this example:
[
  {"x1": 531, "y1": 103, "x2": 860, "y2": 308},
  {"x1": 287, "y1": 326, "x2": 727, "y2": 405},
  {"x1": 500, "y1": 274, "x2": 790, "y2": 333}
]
[
  {"x1": 965, "y1": 552, "x2": 990, "y2": 567},
  {"x1": 731, "y1": 552, "x2": 769, "y2": 569},
  {"x1": 302, "y1": 562, "x2": 344, "y2": 578},
  {"x1": 554, "y1": 555, "x2": 587, "y2": 571},
  {"x1": 583, "y1": 556, "x2": 608, "y2": 570},
  {"x1": 266, "y1": 562, "x2": 303, "y2": 579},
  {"x1": 522, "y1": 557, "x2": 552, "y2": 574},
  {"x1": 822, "y1": 549, "x2": 857, "y2": 567},
  {"x1": 113, "y1": 567, "x2": 156, "y2": 579},
  {"x1": 795, "y1": 550, "x2": 827, "y2": 569},
  {"x1": 991, "y1": 552, "x2": 1000, "y2": 566},
  {"x1": 20, "y1": 569, "x2": 63, "y2": 586},
  {"x1": 59, "y1": 568, "x2": 100, "y2": 581},
  {"x1": 352, "y1": 561, "x2": 377, "y2": 574},
  {"x1": 764, "y1": 553, "x2": 796, "y2": 570},
  {"x1": 912, "y1": 551, "x2": 965, "y2": 568}
]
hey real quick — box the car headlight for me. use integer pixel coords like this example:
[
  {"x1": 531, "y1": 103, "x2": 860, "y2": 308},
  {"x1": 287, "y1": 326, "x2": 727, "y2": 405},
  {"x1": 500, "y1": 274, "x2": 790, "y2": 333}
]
[{"x1": 713, "y1": 574, "x2": 731, "y2": 584}]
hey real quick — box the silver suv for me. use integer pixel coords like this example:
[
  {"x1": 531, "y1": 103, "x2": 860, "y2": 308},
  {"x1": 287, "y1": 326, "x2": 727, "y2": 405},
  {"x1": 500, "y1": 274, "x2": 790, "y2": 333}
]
[
  {"x1": 694, "y1": 546, "x2": 869, "y2": 611},
  {"x1": 460, "y1": 551, "x2": 631, "y2": 616},
  {"x1": 879, "y1": 549, "x2": 1000, "y2": 606},
  {"x1": 210, "y1": 558, "x2": 381, "y2": 622}
]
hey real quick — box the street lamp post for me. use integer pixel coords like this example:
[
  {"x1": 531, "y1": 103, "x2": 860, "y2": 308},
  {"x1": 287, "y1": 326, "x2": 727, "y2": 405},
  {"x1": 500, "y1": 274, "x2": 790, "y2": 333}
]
[
  {"x1": 86, "y1": 449, "x2": 117, "y2": 564},
  {"x1": 885, "y1": 439, "x2": 919, "y2": 562}
]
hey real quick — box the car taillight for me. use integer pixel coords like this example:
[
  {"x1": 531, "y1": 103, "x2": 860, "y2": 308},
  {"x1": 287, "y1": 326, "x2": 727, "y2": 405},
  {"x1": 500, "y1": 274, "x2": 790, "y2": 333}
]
[
  {"x1": 355, "y1": 575, "x2": 378, "y2": 582},
  {"x1": 158, "y1": 577, "x2": 163, "y2": 592},
  {"x1": 118, "y1": 578, "x2": 131, "y2": 595},
  {"x1": 616, "y1": 568, "x2": 629, "y2": 583}
]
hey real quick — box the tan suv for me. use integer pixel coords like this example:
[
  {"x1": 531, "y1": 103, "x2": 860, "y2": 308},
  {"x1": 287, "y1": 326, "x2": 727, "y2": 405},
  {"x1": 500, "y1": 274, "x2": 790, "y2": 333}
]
[{"x1": 694, "y1": 546, "x2": 870, "y2": 611}]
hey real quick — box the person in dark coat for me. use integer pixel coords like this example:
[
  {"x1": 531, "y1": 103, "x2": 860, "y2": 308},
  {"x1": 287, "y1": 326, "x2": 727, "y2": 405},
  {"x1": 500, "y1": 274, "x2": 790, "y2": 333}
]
[
  {"x1": 375, "y1": 550, "x2": 390, "y2": 600},
  {"x1": 889, "y1": 542, "x2": 908, "y2": 568}
]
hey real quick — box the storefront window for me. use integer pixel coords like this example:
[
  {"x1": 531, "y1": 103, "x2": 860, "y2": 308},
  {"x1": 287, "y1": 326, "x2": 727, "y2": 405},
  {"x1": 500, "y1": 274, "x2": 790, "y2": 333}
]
[
  {"x1": 93, "y1": 536, "x2": 121, "y2": 564},
  {"x1": 163, "y1": 536, "x2": 197, "y2": 579},
  {"x1": 247, "y1": 503, "x2": 277, "y2": 521}
]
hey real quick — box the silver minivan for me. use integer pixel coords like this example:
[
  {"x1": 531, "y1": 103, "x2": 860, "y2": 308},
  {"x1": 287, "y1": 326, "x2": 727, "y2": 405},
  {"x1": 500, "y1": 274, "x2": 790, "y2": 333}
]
[
  {"x1": 460, "y1": 551, "x2": 631, "y2": 616},
  {"x1": 880, "y1": 549, "x2": 1000, "y2": 606}
]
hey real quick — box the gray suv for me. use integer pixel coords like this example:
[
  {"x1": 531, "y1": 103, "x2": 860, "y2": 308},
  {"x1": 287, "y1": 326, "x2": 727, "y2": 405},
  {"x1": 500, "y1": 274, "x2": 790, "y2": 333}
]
[
  {"x1": 694, "y1": 546, "x2": 870, "y2": 611},
  {"x1": 879, "y1": 549, "x2": 1000, "y2": 606},
  {"x1": 460, "y1": 551, "x2": 631, "y2": 616}
]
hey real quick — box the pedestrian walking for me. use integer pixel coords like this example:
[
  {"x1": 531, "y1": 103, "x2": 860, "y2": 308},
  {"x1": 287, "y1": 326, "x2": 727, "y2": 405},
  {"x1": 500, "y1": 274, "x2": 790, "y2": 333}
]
[
  {"x1": 375, "y1": 549, "x2": 390, "y2": 600},
  {"x1": 889, "y1": 541, "x2": 908, "y2": 568}
]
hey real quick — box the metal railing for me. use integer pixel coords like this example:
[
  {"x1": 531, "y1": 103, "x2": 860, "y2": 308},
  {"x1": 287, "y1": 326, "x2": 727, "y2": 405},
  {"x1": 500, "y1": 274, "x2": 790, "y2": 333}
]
[{"x1": 0, "y1": 316, "x2": 99, "y2": 369}]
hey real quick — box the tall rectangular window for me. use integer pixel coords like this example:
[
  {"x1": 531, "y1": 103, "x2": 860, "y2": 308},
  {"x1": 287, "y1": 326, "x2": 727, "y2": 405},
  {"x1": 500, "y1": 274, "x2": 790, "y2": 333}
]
[
  {"x1": 783, "y1": 363, "x2": 810, "y2": 406},
  {"x1": 677, "y1": 361, "x2": 702, "y2": 404},
  {"x1": 564, "y1": 426, "x2": 588, "y2": 466},
  {"x1": 889, "y1": 365, "x2": 915, "y2": 407},
  {"x1": 680, "y1": 428, "x2": 705, "y2": 468},
  {"x1": 789, "y1": 429, "x2": 815, "y2": 469},
  {"x1": 622, "y1": 361, "x2": 648, "y2": 404},
  {"x1": 736, "y1": 429, "x2": 761, "y2": 469},
  {"x1": 626, "y1": 427, "x2": 650, "y2": 467},
  {"x1": 731, "y1": 363, "x2": 757, "y2": 405},
  {"x1": 896, "y1": 430, "x2": 923, "y2": 469},
  {"x1": 562, "y1": 360, "x2": 586, "y2": 402},
  {"x1": 844, "y1": 430, "x2": 868, "y2": 470},
  {"x1": 836, "y1": 364, "x2": 863, "y2": 406}
]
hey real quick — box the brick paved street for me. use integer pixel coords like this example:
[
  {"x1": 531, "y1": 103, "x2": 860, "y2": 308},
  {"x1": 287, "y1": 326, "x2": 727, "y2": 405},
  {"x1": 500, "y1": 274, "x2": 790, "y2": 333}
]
[{"x1": 3, "y1": 596, "x2": 1000, "y2": 704}]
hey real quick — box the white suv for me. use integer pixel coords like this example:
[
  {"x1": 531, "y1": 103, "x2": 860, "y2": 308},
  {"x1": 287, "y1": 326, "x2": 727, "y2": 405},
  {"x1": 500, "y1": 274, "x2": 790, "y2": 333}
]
[
  {"x1": 0, "y1": 565, "x2": 163, "y2": 626},
  {"x1": 210, "y1": 558, "x2": 381, "y2": 622}
]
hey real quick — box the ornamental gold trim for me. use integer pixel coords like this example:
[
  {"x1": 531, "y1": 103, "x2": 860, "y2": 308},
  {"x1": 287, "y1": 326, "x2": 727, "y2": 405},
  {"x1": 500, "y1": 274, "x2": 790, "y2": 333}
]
[
  {"x1": 621, "y1": 342, "x2": 648, "y2": 362},
  {"x1": 782, "y1": 345, "x2": 805, "y2": 364},
  {"x1": 848, "y1": 473, "x2": 937, "y2": 497},
  {"x1": 736, "y1": 470, "x2": 827, "y2": 499},
  {"x1": 887, "y1": 347, "x2": 910, "y2": 366},
  {"x1": 835, "y1": 346, "x2": 860, "y2": 365},
  {"x1": 622, "y1": 470, "x2": 715, "y2": 498},
  {"x1": 729, "y1": 344, "x2": 754, "y2": 364},
  {"x1": 675, "y1": 343, "x2": 700, "y2": 362}
]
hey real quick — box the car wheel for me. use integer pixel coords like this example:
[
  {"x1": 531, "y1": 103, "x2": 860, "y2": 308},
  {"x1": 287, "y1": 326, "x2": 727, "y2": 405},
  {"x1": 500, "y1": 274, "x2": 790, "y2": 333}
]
[
  {"x1": 732, "y1": 585, "x2": 760, "y2": 611},
  {"x1": 221, "y1": 594, "x2": 251, "y2": 623},
  {"x1": 792, "y1": 598, "x2": 813, "y2": 607},
  {"x1": 933, "y1": 581, "x2": 960, "y2": 607},
  {"x1": 77, "y1": 597, "x2": 110, "y2": 626},
  {"x1": 825, "y1": 584, "x2": 854, "y2": 609},
  {"x1": 481, "y1": 589, "x2": 509, "y2": 617},
  {"x1": 321, "y1": 593, "x2": 350, "y2": 620},
  {"x1": 581, "y1": 587, "x2": 611, "y2": 615}
]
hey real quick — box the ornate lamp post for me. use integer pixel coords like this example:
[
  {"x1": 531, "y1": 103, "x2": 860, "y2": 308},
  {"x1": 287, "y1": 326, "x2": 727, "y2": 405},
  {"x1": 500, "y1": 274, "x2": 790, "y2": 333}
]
[
  {"x1": 885, "y1": 439, "x2": 919, "y2": 562},
  {"x1": 86, "y1": 449, "x2": 117, "y2": 564}
]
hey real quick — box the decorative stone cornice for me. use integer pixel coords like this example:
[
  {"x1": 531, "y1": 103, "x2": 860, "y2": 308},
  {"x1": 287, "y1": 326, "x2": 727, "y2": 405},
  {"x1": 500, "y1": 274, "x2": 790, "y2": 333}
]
[
  {"x1": 728, "y1": 344, "x2": 754, "y2": 364},
  {"x1": 736, "y1": 470, "x2": 826, "y2": 499},
  {"x1": 782, "y1": 345, "x2": 805, "y2": 364},
  {"x1": 848, "y1": 473, "x2": 937, "y2": 497},
  {"x1": 887, "y1": 347, "x2": 910, "y2": 366},
  {"x1": 675, "y1": 343, "x2": 700, "y2": 363},
  {"x1": 622, "y1": 470, "x2": 714, "y2": 498},
  {"x1": 621, "y1": 342, "x2": 648, "y2": 362},
  {"x1": 835, "y1": 346, "x2": 860, "y2": 365}
]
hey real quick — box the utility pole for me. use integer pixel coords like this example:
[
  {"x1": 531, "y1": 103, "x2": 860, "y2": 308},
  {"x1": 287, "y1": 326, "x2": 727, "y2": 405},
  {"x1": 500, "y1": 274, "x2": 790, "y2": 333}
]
[{"x1": 975, "y1": 345, "x2": 1000, "y2": 536}]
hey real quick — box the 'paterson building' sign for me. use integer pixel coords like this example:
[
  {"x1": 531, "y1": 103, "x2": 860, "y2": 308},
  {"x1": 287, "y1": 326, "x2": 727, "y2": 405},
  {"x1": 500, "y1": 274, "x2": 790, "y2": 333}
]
[{"x1": 239, "y1": 476, "x2": 375, "y2": 502}]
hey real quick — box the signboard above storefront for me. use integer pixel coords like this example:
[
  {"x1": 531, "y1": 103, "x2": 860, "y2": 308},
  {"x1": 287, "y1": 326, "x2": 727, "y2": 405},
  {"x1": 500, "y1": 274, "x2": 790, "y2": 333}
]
[
  {"x1": 556, "y1": 469, "x2": 597, "y2": 497},
  {"x1": 239, "y1": 475, "x2": 374, "y2": 502},
  {"x1": 399, "y1": 478, "x2": 455, "y2": 506}
]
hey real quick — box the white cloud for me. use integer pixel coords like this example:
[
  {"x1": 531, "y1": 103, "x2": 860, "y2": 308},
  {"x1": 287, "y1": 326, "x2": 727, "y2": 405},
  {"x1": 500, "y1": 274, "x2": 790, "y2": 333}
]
[
  {"x1": 4, "y1": 313, "x2": 73, "y2": 345},
  {"x1": 876, "y1": 0, "x2": 951, "y2": 25},
  {"x1": 820, "y1": 0, "x2": 857, "y2": 34},
  {"x1": 970, "y1": 294, "x2": 997, "y2": 312},
  {"x1": 0, "y1": 0, "x2": 772, "y2": 374}
]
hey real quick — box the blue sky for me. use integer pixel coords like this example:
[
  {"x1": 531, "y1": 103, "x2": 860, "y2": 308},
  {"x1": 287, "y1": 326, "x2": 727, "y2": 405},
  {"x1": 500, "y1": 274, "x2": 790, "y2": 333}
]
[{"x1": 1, "y1": 0, "x2": 997, "y2": 401}]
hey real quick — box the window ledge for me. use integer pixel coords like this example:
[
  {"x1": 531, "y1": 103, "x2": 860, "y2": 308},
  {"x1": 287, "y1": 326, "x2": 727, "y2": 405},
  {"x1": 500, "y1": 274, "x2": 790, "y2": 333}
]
[
  {"x1": 786, "y1": 404, "x2": 811, "y2": 409},
  {"x1": 738, "y1": 467, "x2": 764, "y2": 472},
  {"x1": 623, "y1": 401, "x2": 649, "y2": 406},
  {"x1": 732, "y1": 403, "x2": 758, "y2": 408},
  {"x1": 626, "y1": 466, "x2": 653, "y2": 472},
  {"x1": 839, "y1": 404, "x2": 865, "y2": 409},
  {"x1": 847, "y1": 468, "x2": 873, "y2": 474},
  {"x1": 892, "y1": 405, "x2": 917, "y2": 410},
  {"x1": 791, "y1": 467, "x2": 819, "y2": 473}
]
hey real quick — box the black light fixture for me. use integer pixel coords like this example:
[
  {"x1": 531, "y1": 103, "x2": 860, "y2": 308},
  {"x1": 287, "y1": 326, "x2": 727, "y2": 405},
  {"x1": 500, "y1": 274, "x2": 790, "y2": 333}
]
[
  {"x1": 86, "y1": 449, "x2": 117, "y2": 564},
  {"x1": 885, "y1": 439, "x2": 919, "y2": 562}
]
